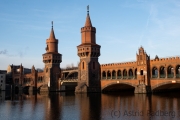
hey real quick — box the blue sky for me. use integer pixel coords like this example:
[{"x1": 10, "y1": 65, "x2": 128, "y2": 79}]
[{"x1": 0, "y1": 0, "x2": 180, "y2": 70}]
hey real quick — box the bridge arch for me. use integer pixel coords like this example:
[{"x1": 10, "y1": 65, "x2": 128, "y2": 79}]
[
  {"x1": 102, "y1": 82, "x2": 136, "y2": 92},
  {"x1": 152, "y1": 82, "x2": 180, "y2": 92}
]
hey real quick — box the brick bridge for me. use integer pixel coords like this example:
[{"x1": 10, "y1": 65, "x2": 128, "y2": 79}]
[{"x1": 60, "y1": 66, "x2": 180, "y2": 93}]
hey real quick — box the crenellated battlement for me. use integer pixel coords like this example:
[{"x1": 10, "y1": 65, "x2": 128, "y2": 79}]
[
  {"x1": 150, "y1": 56, "x2": 180, "y2": 62},
  {"x1": 81, "y1": 26, "x2": 96, "y2": 32},
  {"x1": 101, "y1": 61, "x2": 137, "y2": 67}
]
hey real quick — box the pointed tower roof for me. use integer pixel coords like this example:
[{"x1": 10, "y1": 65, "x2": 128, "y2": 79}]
[
  {"x1": 49, "y1": 21, "x2": 56, "y2": 41},
  {"x1": 84, "y1": 5, "x2": 92, "y2": 27}
]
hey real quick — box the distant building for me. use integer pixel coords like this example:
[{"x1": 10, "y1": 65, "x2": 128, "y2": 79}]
[{"x1": 0, "y1": 70, "x2": 6, "y2": 90}]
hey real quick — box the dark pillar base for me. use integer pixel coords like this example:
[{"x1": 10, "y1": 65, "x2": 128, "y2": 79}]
[
  {"x1": 134, "y1": 84, "x2": 151, "y2": 94},
  {"x1": 29, "y1": 86, "x2": 37, "y2": 92},
  {"x1": 75, "y1": 85, "x2": 101, "y2": 93}
]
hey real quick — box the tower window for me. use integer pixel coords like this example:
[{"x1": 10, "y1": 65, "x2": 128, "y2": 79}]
[
  {"x1": 82, "y1": 62, "x2": 84, "y2": 69},
  {"x1": 140, "y1": 70, "x2": 143, "y2": 75},
  {"x1": 93, "y1": 62, "x2": 95, "y2": 69}
]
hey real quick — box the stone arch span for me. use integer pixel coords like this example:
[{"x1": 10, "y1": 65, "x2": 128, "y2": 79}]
[
  {"x1": 152, "y1": 81, "x2": 180, "y2": 92},
  {"x1": 102, "y1": 82, "x2": 136, "y2": 92}
]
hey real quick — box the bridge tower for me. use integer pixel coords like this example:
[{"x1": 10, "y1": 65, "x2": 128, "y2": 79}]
[
  {"x1": 42, "y1": 22, "x2": 62, "y2": 91},
  {"x1": 135, "y1": 47, "x2": 151, "y2": 93},
  {"x1": 75, "y1": 6, "x2": 101, "y2": 93}
]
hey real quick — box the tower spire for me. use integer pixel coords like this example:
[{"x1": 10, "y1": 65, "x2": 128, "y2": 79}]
[
  {"x1": 85, "y1": 5, "x2": 92, "y2": 27},
  {"x1": 49, "y1": 21, "x2": 56, "y2": 40},
  {"x1": 87, "y1": 5, "x2": 89, "y2": 14}
]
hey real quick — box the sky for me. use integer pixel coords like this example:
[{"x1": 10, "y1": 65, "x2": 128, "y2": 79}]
[{"x1": 0, "y1": 0, "x2": 180, "y2": 70}]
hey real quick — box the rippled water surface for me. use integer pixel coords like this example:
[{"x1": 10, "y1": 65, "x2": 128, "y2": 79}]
[{"x1": 0, "y1": 91, "x2": 180, "y2": 120}]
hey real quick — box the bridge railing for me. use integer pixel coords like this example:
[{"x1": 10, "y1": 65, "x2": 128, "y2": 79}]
[
  {"x1": 176, "y1": 74, "x2": 180, "y2": 78},
  {"x1": 160, "y1": 75, "x2": 166, "y2": 78},
  {"x1": 167, "y1": 74, "x2": 174, "y2": 78},
  {"x1": 117, "y1": 76, "x2": 122, "y2": 79},
  {"x1": 152, "y1": 75, "x2": 158, "y2": 78}
]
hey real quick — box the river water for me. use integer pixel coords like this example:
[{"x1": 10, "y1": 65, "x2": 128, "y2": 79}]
[{"x1": 0, "y1": 91, "x2": 180, "y2": 120}]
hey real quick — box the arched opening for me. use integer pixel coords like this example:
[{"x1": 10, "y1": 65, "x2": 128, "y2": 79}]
[
  {"x1": 123, "y1": 69, "x2": 127, "y2": 79},
  {"x1": 107, "y1": 71, "x2": 111, "y2": 79},
  {"x1": 102, "y1": 83, "x2": 135, "y2": 92},
  {"x1": 159, "y1": 66, "x2": 166, "y2": 78},
  {"x1": 167, "y1": 66, "x2": 174, "y2": 78},
  {"x1": 176, "y1": 65, "x2": 180, "y2": 78},
  {"x1": 152, "y1": 83, "x2": 180, "y2": 93},
  {"x1": 112, "y1": 70, "x2": 116, "y2": 79},
  {"x1": 134, "y1": 68, "x2": 137, "y2": 79},
  {"x1": 128, "y1": 69, "x2": 133, "y2": 79},
  {"x1": 117, "y1": 70, "x2": 121, "y2": 79},
  {"x1": 82, "y1": 62, "x2": 84, "y2": 69},
  {"x1": 152, "y1": 67, "x2": 158, "y2": 78},
  {"x1": 102, "y1": 71, "x2": 106, "y2": 79}
]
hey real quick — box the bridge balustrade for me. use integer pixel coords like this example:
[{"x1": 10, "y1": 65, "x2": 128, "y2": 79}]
[
  {"x1": 160, "y1": 75, "x2": 166, "y2": 78},
  {"x1": 152, "y1": 75, "x2": 158, "y2": 78},
  {"x1": 117, "y1": 76, "x2": 122, "y2": 79},
  {"x1": 167, "y1": 74, "x2": 174, "y2": 78},
  {"x1": 176, "y1": 74, "x2": 180, "y2": 78},
  {"x1": 128, "y1": 76, "x2": 133, "y2": 79},
  {"x1": 123, "y1": 76, "x2": 127, "y2": 79}
]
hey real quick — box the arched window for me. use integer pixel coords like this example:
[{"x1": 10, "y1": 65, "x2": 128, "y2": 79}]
[
  {"x1": 107, "y1": 71, "x2": 111, "y2": 79},
  {"x1": 102, "y1": 71, "x2": 106, "y2": 79},
  {"x1": 152, "y1": 67, "x2": 158, "y2": 78},
  {"x1": 128, "y1": 69, "x2": 133, "y2": 79},
  {"x1": 176, "y1": 65, "x2": 180, "y2": 78},
  {"x1": 167, "y1": 66, "x2": 174, "y2": 78},
  {"x1": 112, "y1": 70, "x2": 116, "y2": 79},
  {"x1": 159, "y1": 66, "x2": 166, "y2": 78},
  {"x1": 117, "y1": 70, "x2": 121, "y2": 79},
  {"x1": 123, "y1": 69, "x2": 127, "y2": 79},
  {"x1": 82, "y1": 61, "x2": 85, "y2": 70}
]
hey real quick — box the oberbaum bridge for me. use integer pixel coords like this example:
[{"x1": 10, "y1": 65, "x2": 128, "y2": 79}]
[{"x1": 7, "y1": 7, "x2": 180, "y2": 94}]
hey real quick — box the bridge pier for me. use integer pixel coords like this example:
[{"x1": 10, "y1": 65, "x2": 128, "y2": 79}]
[
  {"x1": 29, "y1": 86, "x2": 37, "y2": 92},
  {"x1": 134, "y1": 84, "x2": 151, "y2": 93}
]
